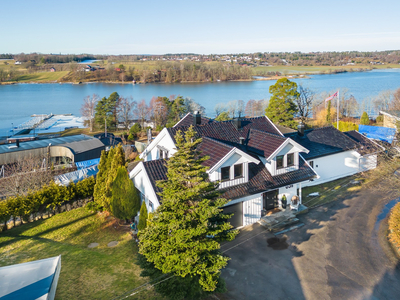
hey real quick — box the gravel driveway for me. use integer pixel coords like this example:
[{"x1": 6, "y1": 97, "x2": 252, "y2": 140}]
[{"x1": 220, "y1": 188, "x2": 400, "y2": 300}]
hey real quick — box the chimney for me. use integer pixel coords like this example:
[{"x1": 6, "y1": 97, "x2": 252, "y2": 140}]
[
  {"x1": 239, "y1": 137, "x2": 245, "y2": 145},
  {"x1": 297, "y1": 122, "x2": 305, "y2": 137},
  {"x1": 193, "y1": 111, "x2": 201, "y2": 126},
  {"x1": 16, "y1": 139, "x2": 20, "y2": 147},
  {"x1": 233, "y1": 118, "x2": 242, "y2": 130}
]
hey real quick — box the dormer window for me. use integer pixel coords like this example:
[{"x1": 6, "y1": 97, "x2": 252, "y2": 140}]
[
  {"x1": 287, "y1": 153, "x2": 294, "y2": 167},
  {"x1": 276, "y1": 155, "x2": 284, "y2": 169},
  {"x1": 234, "y1": 164, "x2": 243, "y2": 178},
  {"x1": 221, "y1": 166, "x2": 230, "y2": 181}
]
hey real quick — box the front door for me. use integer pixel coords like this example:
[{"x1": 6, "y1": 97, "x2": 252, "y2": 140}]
[{"x1": 263, "y1": 190, "x2": 278, "y2": 211}]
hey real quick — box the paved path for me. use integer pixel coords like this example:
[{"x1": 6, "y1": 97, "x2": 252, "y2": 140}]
[{"x1": 220, "y1": 188, "x2": 400, "y2": 300}]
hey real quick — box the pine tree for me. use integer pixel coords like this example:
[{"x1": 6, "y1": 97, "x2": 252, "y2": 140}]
[
  {"x1": 138, "y1": 200, "x2": 148, "y2": 231},
  {"x1": 139, "y1": 126, "x2": 237, "y2": 292},
  {"x1": 265, "y1": 78, "x2": 299, "y2": 129},
  {"x1": 360, "y1": 111, "x2": 369, "y2": 125},
  {"x1": 326, "y1": 100, "x2": 332, "y2": 123},
  {"x1": 111, "y1": 166, "x2": 140, "y2": 220}
]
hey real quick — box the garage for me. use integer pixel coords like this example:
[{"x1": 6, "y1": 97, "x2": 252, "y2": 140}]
[{"x1": 223, "y1": 202, "x2": 243, "y2": 228}]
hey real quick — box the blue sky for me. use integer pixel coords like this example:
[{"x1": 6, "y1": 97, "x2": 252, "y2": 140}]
[{"x1": 2, "y1": 0, "x2": 400, "y2": 54}]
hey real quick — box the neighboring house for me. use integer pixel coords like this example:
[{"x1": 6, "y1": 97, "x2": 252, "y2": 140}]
[
  {"x1": 0, "y1": 135, "x2": 105, "y2": 166},
  {"x1": 358, "y1": 124, "x2": 397, "y2": 144},
  {"x1": 93, "y1": 133, "x2": 123, "y2": 150},
  {"x1": 285, "y1": 127, "x2": 382, "y2": 187},
  {"x1": 380, "y1": 110, "x2": 400, "y2": 130},
  {"x1": 131, "y1": 115, "x2": 317, "y2": 227}
]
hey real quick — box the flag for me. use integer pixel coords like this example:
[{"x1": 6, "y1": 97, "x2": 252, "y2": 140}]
[{"x1": 325, "y1": 91, "x2": 338, "y2": 102}]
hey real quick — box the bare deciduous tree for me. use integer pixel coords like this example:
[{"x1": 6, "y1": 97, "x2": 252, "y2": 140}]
[
  {"x1": 117, "y1": 96, "x2": 136, "y2": 130},
  {"x1": 296, "y1": 85, "x2": 315, "y2": 122},
  {"x1": 80, "y1": 94, "x2": 99, "y2": 132},
  {"x1": 245, "y1": 99, "x2": 257, "y2": 117},
  {"x1": 184, "y1": 97, "x2": 205, "y2": 115},
  {"x1": 389, "y1": 88, "x2": 400, "y2": 111},
  {"x1": 373, "y1": 90, "x2": 393, "y2": 113},
  {"x1": 134, "y1": 99, "x2": 149, "y2": 128},
  {"x1": 214, "y1": 103, "x2": 227, "y2": 116},
  {"x1": 237, "y1": 100, "x2": 245, "y2": 117}
]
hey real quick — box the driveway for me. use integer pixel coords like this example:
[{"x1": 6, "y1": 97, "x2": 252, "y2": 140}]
[{"x1": 220, "y1": 188, "x2": 400, "y2": 300}]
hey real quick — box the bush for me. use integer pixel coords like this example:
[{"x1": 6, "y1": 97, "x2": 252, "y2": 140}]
[
  {"x1": 0, "y1": 176, "x2": 96, "y2": 230},
  {"x1": 376, "y1": 115, "x2": 384, "y2": 123},
  {"x1": 129, "y1": 123, "x2": 141, "y2": 134},
  {"x1": 138, "y1": 200, "x2": 148, "y2": 231},
  {"x1": 128, "y1": 133, "x2": 134, "y2": 141}
]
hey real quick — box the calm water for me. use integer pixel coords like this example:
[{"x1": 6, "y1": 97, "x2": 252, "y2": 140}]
[{"x1": 0, "y1": 69, "x2": 399, "y2": 136}]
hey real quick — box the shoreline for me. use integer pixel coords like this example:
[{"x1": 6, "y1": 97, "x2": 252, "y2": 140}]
[{"x1": 0, "y1": 66, "x2": 398, "y2": 86}]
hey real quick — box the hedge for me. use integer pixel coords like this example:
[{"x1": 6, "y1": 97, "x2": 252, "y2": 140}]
[
  {"x1": 0, "y1": 176, "x2": 96, "y2": 230},
  {"x1": 388, "y1": 202, "x2": 400, "y2": 256}
]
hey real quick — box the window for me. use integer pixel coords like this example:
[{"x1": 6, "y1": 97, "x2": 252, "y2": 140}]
[
  {"x1": 159, "y1": 149, "x2": 164, "y2": 159},
  {"x1": 287, "y1": 153, "x2": 294, "y2": 167},
  {"x1": 221, "y1": 166, "x2": 230, "y2": 181},
  {"x1": 276, "y1": 155, "x2": 284, "y2": 169},
  {"x1": 148, "y1": 200, "x2": 154, "y2": 212},
  {"x1": 309, "y1": 161, "x2": 314, "y2": 168},
  {"x1": 234, "y1": 164, "x2": 243, "y2": 178}
]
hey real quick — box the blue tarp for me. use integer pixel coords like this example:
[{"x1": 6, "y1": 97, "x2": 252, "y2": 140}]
[
  {"x1": 358, "y1": 125, "x2": 396, "y2": 144},
  {"x1": 75, "y1": 158, "x2": 100, "y2": 169},
  {"x1": 54, "y1": 166, "x2": 98, "y2": 186}
]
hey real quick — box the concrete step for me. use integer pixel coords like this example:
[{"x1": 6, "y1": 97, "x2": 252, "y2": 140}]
[{"x1": 270, "y1": 218, "x2": 300, "y2": 233}]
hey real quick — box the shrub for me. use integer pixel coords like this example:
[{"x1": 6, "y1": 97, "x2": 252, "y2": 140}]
[
  {"x1": 129, "y1": 123, "x2": 141, "y2": 135},
  {"x1": 138, "y1": 200, "x2": 148, "y2": 231},
  {"x1": 0, "y1": 176, "x2": 96, "y2": 230},
  {"x1": 376, "y1": 115, "x2": 384, "y2": 123}
]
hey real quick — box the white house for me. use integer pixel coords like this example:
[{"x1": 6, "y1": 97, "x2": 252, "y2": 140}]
[
  {"x1": 131, "y1": 114, "x2": 317, "y2": 227},
  {"x1": 130, "y1": 113, "x2": 381, "y2": 227}
]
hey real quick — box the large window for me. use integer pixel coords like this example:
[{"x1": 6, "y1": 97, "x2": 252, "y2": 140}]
[
  {"x1": 276, "y1": 155, "x2": 284, "y2": 169},
  {"x1": 221, "y1": 166, "x2": 230, "y2": 181},
  {"x1": 234, "y1": 164, "x2": 243, "y2": 178},
  {"x1": 287, "y1": 153, "x2": 294, "y2": 167}
]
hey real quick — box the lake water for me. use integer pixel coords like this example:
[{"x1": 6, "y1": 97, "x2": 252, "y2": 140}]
[{"x1": 0, "y1": 68, "x2": 399, "y2": 136}]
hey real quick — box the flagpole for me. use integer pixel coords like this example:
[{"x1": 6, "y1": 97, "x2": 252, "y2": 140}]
[{"x1": 337, "y1": 89, "x2": 339, "y2": 129}]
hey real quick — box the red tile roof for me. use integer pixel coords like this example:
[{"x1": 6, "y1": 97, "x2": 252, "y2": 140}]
[
  {"x1": 246, "y1": 129, "x2": 286, "y2": 158},
  {"x1": 174, "y1": 113, "x2": 214, "y2": 128}
]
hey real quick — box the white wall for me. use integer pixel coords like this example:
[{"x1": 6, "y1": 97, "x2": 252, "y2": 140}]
[
  {"x1": 303, "y1": 150, "x2": 374, "y2": 187},
  {"x1": 278, "y1": 184, "x2": 298, "y2": 206},
  {"x1": 144, "y1": 131, "x2": 176, "y2": 162},
  {"x1": 211, "y1": 152, "x2": 250, "y2": 188},
  {"x1": 129, "y1": 163, "x2": 160, "y2": 213}
]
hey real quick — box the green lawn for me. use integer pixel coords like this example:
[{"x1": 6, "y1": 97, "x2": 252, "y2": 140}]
[
  {"x1": 0, "y1": 207, "x2": 162, "y2": 300},
  {"x1": 14, "y1": 71, "x2": 69, "y2": 82},
  {"x1": 302, "y1": 175, "x2": 365, "y2": 208}
]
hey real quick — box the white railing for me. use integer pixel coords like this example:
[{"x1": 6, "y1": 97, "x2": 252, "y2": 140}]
[
  {"x1": 274, "y1": 165, "x2": 299, "y2": 176},
  {"x1": 218, "y1": 177, "x2": 246, "y2": 189}
]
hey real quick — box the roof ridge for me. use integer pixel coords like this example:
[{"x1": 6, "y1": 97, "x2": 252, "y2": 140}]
[
  {"x1": 249, "y1": 128, "x2": 287, "y2": 140},
  {"x1": 201, "y1": 136, "x2": 234, "y2": 149}
]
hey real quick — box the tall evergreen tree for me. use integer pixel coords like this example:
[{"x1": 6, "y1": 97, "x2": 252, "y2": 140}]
[
  {"x1": 93, "y1": 150, "x2": 109, "y2": 208},
  {"x1": 111, "y1": 166, "x2": 140, "y2": 220},
  {"x1": 360, "y1": 111, "x2": 369, "y2": 125},
  {"x1": 326, "y1": 100, "x2": 332, "y2": 123},
  {"x1": 94, "y1": 92, "x2": 120, "y2": 130},
  {"x1": 139, "y1": 126, "x2": 237, "y2": 292},
  {"x1": 138, "y1": 200, "x2": 148, "y2": 231},
  {"x1": 105, "y1": 145, "x2": 125, "y2": 210},
  {"x1": 265, "y1": 78, "x2": 299, "y2": 129}
]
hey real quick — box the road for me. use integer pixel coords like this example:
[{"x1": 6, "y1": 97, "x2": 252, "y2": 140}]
[{"x1": 220, "y1": 187, "x2": 400, "y2": 300}]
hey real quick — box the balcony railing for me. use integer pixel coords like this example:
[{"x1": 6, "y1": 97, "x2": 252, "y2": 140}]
[
  {"x1": 218, "y1": 177, "x2": 246, "y2": 189},
  {"x1": 274, "y1": 165, "x2": 299, "y2": 176}
]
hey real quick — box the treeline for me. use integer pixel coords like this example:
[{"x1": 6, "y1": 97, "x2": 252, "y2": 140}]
[
  {"x1": 66, "y1": 61, "x2": 253, "y2": 83},
  {"x1": 12, "y1": 53, "x2": 101, "y2": 64},
  {"x1": 82, "y1": 92, "x2": 205, "y2": 132},
  {"x1": 0, "y1": 177, "x2": 95, "y2": 231}
]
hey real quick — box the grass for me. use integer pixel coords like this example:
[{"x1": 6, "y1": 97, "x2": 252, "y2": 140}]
[
  {"x1": 0, "y1": 207, "x2": 162, "y2": 300},
  {"x1": 302, "y1": 175, "x2": 365, "y2": 208},
  {"x1": 388, "y1": 202, "x2": 400, "y2": 256},
  {"x1": 14, "y1": 71, "x2": 69, "y2": 82}
]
